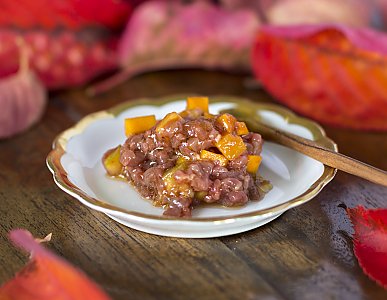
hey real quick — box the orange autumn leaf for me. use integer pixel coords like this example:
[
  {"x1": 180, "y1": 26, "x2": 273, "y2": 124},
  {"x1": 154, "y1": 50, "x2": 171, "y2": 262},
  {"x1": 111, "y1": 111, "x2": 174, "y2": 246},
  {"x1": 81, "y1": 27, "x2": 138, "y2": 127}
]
[
  {"x1": 347, "y1": 206, "x2": 387, "y2": 289},
  {"x1": 0, "y1": 229, "x2": 111, "y2": 300},
  {"x1": 252, "y1": 25, "x2": 387, "y2": 130}
]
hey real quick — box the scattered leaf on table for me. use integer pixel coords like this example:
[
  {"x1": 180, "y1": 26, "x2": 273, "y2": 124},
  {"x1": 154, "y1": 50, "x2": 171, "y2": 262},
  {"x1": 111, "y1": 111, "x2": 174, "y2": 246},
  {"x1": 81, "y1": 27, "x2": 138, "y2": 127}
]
[
  {"x1": 0, "y1": 0, "x2": 133, "y2": 30},
  {"x1": 0, "y1": 52, "x2": 47, "y2": 139},
  {"x1": 88, "y1": 0, "x2": 260, "y2": 95},
  {"x1": 0, "y1": 28, "x2": 117, "y2": 89},
  {"x1": 0, "y1": 229, "x2": 111, "y2": 300},
  {"x1": 252, "y1": 24, "x2": 387, "y2": 130},
  {"x1": 347, "y1": 206, "x2": 387, "y2": 289}
]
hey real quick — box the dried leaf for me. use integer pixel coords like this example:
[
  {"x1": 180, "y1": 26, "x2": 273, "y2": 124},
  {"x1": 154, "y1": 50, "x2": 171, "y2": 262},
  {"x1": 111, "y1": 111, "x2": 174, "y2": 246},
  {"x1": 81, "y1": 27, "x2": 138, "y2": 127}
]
[
  {"x1": 347, "y1": 206, "x2": 387, "y2": 289},
  {"x1": 0, "y1": 229, "x2": 111, "y2": 300},
  {"x1": 266, "y1": 0, "x2": 373, "y2": 27},
  {"x1": 0, "y1": 0, "x2": 132, "y2": 30},
  {"x1": 252, "y1": 24, "x2": 387, "y2": 130},
  {"x1": 220, "y1": 0, "x2": 373, "y2": 27},
  {"x1": 88, "y1": 1, "x2": 260, "y2": 95},
  {"x1": 0, "y1": 28, "x2": 117, "y2": 89}
]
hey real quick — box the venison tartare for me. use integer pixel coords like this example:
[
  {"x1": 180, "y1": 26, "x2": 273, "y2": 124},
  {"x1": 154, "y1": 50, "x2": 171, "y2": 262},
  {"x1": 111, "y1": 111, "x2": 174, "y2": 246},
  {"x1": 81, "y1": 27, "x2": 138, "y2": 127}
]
[{"x1": 102, "y1": 97, "x2": 272, "y2": 217}]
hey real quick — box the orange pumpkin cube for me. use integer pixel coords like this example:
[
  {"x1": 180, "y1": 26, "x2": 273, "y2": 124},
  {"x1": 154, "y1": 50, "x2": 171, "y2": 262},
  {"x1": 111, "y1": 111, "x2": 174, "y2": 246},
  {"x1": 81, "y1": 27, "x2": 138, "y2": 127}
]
[
  {"x1": 215, "y1": 134, "x2": 246, "y2": 160},
  {"x1": 156, "y1": 112, "x2": 183, "y2": 133},
  {"x1": 179, "y1": 110, "x2": 189, "y2": 118},
  {"x1": 102, "y1": 145, "x2": 123, "y2": 176},
  {"x1": 125, "y1": 115, "x2": 156, "y2": 136},
  {"x1": 235, "y1": 121, "x2": 249, "y2": 135},
  {"x1": 200, "y1": 150, "x2": 228, "y2": 166},
  {"x1": 246, "y1": 155, "x2": 262, "y2": 174},
  {"x1": 186, "y1": 96, "x2": 209, "y2": 112},
  {"x1": 216, "y1": 113, "x2": 236, "y2": 133},
  {"x1": 203, "y1": 112, "x2": 215, "y2": 119}
]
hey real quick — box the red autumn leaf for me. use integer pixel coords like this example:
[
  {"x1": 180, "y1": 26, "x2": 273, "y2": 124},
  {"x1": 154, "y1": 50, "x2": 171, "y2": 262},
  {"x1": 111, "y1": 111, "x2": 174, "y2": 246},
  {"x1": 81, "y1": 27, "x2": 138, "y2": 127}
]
[
  {"x1": 347, "y1": 206, "x2": 387, "y2": 289},
  {"x1": 252, "y1": 24, "x2": 387, "y2": 131},
  {"x1": 118, "y1": 1, "x2": 260, "y2": 69},
  {"x1": 0, "y1": 229, "x2": 111, "y2": 300},
  {"x1": 0, "y1": 0, "x2": 133, "y2": 30},
  {"x1": 0, "y1": 28, "x2": 117, "y2": 89},
  {"x1": 88, "y1": 0, "x2": 260, "y2": 95}
]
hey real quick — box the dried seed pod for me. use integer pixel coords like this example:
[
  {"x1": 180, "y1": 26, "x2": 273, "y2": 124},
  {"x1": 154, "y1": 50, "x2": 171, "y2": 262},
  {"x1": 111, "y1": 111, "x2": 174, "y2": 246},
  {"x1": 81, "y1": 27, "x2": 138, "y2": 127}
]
[
  {"x1": 0, "y1": 59, "x2": 47, "y2": 139},
  {"x1": 0, "y1": 28, "x2": 117, "y2": 89}
]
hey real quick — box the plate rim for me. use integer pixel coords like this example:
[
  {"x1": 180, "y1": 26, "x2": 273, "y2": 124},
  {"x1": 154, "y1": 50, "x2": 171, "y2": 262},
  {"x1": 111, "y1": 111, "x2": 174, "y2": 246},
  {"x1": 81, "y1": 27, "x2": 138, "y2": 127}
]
[{"x1": 46, "y1": 94, "x2": 337, "y2": 223}]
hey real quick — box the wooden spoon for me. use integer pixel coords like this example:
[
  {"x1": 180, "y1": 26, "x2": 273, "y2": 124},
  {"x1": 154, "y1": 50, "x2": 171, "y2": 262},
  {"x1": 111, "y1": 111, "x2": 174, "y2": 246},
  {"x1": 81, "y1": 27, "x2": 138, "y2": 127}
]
[{"x1": 221, "y1": 108, "x2": 387, "y2": 187}]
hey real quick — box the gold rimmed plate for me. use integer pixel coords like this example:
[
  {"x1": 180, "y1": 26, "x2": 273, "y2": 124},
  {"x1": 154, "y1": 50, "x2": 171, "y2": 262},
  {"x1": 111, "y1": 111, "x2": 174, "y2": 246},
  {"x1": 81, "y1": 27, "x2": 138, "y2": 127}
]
[{"x1": 47, "y1": 95, "x2": 337, "y2": 238}]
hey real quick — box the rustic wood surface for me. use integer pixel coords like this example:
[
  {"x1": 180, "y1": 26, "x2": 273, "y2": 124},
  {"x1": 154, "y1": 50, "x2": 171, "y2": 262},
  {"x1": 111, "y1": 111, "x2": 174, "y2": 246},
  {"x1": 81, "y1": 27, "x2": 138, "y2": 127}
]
[{"x1": 1, "y1": 70, "x2": 386, "y2": 300}]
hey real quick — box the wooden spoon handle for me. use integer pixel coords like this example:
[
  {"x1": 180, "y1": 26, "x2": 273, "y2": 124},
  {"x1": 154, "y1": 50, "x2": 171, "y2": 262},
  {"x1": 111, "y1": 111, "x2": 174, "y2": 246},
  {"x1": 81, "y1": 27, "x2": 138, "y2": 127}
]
[
  {"x1": 269, "y1": 127, "x2": 387, "y2": 187},
  {"x1": 231, "y1": 113, "x2": 387, "y2": 187}
]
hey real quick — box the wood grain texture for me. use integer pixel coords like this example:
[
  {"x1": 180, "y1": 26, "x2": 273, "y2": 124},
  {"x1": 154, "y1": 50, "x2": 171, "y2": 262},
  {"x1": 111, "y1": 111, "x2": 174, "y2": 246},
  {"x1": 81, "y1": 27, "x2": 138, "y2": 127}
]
[{"x1": 1, "y1": 70, "x2": 386, "y2": 300}]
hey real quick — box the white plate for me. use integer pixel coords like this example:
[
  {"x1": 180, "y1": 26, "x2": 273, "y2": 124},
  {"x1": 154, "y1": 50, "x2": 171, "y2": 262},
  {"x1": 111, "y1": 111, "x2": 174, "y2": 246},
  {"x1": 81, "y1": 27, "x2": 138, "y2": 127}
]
[{"x1": 47, "y1": 95, "x2": 337, "y2": 238}]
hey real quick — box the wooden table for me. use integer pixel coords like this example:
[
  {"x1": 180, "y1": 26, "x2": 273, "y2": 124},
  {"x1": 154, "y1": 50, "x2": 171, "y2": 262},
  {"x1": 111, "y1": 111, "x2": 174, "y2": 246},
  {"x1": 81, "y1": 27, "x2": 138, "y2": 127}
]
[{"x1": 1, "y1": 70, "x2": 386, "y2": 299}]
